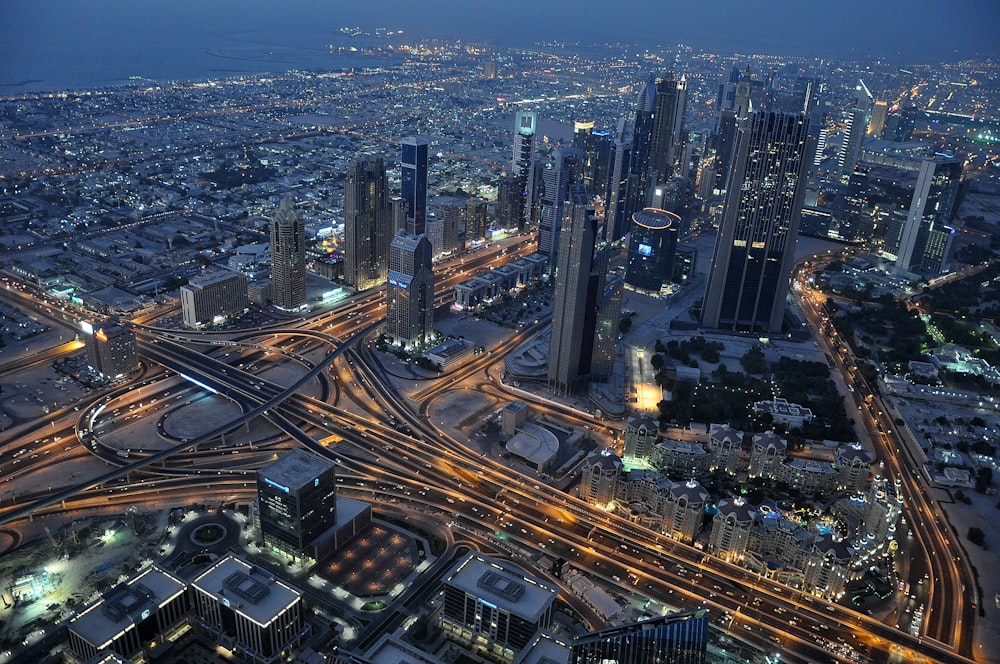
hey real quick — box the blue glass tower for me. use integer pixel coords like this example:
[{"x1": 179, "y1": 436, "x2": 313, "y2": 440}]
[{"x1": 401, "y1": 136, "x2": 429, "y2": 236}]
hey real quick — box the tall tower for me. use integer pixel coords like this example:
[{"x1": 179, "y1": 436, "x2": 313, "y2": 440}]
[
  {"x1": 343, "y1": 156, "x2": 391, "y2": 291},
  {"x1": 401, "y1": 136, "x2": 429, "y2": 236},
  {"x1": 625, "y1": 208, "x2": 680, "y2": 293},
  {"x1": 701, "y1": 111, "x2": 813, "y2": 333},
  {"x1": 650, "y1": 72, "x2": 688, "y2": 184},
  {"x1": 548, "y1": 184, "x2": 605, "y2": 393},
  {"x1": 269, "y1": 196, "x2": 306, "y2": 310},
  {"x1": 537, "y1": 147, "x2": 585, "y2": 262},
  {"x1": 512, "y1": 111, "x2": 537, "y2": 230},
  {"x1": 622, "y1": 77, "x2": 658, "y2": 234},
  {"x1": 386, "y1": 231, "x2": 434, "y2": 349},
  {"x1": 895, "y1": 156, "x2": 961, "y2": 275},
  {"x1": 604, "y1": 119, "x2": 633, "y2": 240},
  {"x1": 83, "y1": 317, "x2": 138, "y2": 381},
  {"x1": 257, "y1": 449, "x2": 337, "y2": 558}
]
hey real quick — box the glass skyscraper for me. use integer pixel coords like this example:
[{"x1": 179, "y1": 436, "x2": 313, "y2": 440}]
[
  {"x1": 701, "y1": 111, "x2": 812, "y2": 333},
  {"x1": 401, "y1": 136, "x2": 429, "y2": 236},
  {"x1": 625, "y1": 207, "x2": 680, "y2": 292},
  {"x1": 269, "y1": 196, "x2": 307, "y2": 310},
  {"x1": 570, "y1": 610, "x2": 709, "y2": 664},
  {"x1": 344, "y1": 156, "x2": 391, "y2": 291},
  {"x1": 256, "y1": 449, "x2": 338, "y2": 557}
]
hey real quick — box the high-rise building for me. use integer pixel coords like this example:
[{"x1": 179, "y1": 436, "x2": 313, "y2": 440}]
[
  {"x1": 436, "y1": 200, "x2": 462, "y2": 256},
  {"x1": 604, "y1": 119, "x2": 633, "y2": 240},
  {"x1": 579, "y1": 450, "x2": 622, "y2": 506},
  {"x1": 344, "y1": 156, "x2": 392, "y2": 291},
  {"x1": 386, "y1": 231, "x2": 434, "y2": 348},
  {"x1": 868, "y1": 100, "x2": 889, "y2": 138},
  {"x1": 256, "y1": 449, "x2": 338, "y2": 558},
  {"x1": 701, "y1": 111, "x2": 813, "y2": 333},
  {"x1": 496, "y1": 172, "x2": 521, "y2": 231},
  {"x1": 650, "y1": 72, "x2": 688, "y2": 183},
  {"x1": 839, "y1": 81, "x2": 873, "y2": 174},
  {"x1": 269, "y1": 196, "x2": 306, "y2": 310},
  {"x1": 895, "y1": 155, "x2": 962, "y2": 275},
  {"x1": 591, "y1": 273, "x2": 623, "y2": 383},
  {"x1": 625, "y1": 207, "x2": 680, "y2": 292},
  {"x1": 622, "y1": 77, "x2": 658, "y2": 235},
  {"x1": 439, "y1": 552, "x2": 559, "y2": 657},
  {"x1": 83, "y1": 317, "x2": 138, "y2": 381},
  {"x1": 512, "y1": 111, "x2": 537, "y2": 230},
  {"x1": 708, "y1": 497, "x2": 757, "y2": 561},
  {"x1": 570, "y1": 611, "x2": 709, "y2": 664},
  {"x1": 548, "y1": 184, "x2": 606, "y2": 393},
  {"x1": 465, "y1": 197, "x2": 487, "y2": 243},
  {"x1": 401, "y1": 136, "x2": 430, "y2": 236},
  {"x1": 537, "y1": 147, "x2": 585, "y2": 261},
  {"x1": 191, "y1": 555, "x2": 304, "y2": 663},
  {"x1": 180, "y1": 269, "x2": 249, "y2": 328}
]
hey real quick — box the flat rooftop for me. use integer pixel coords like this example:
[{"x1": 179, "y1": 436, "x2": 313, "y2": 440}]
[
  {"x1": 259, "y1": 448, "x2": 335, "y2": 491},
  {"x1": 444, "y1": 552, "x2": 558, "y2": 624},
  {"x1": 192, "y1": 555, "x2": 302, "y2": 627},
  {"x1": 68, "y1": 566, "x2": 186, "y2": 648}
]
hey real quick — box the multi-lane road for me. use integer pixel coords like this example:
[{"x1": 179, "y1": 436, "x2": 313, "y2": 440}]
[{"x1": 0, "y1": 243, "x2": 981, "y2": 663}]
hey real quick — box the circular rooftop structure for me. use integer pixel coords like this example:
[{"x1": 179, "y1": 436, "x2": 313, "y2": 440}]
[{"x1": 632, "y1": 207, "x2": 680, "y2": 230}]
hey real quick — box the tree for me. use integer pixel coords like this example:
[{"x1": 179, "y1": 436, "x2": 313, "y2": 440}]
[
  {"x1": 968, "y1": 527, "x2": 986, "y2": 547},
  {"x1": 975, "y1": 467, "x2": 993, "y2": 494},
  {"x1": 650, "y1": 354, "x2": 664, "y2": 370},
  {"x1": 741, "y1": 346, "x2": 767, "y2": 374}
]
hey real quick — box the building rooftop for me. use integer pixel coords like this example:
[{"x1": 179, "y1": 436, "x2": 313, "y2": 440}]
[
  {"x1": 259, "y1": 448, "x2": 335, "y2": 492},
  {"x1": 191, "y1": 555, "x2": 302, "y2": 628},
  {"x1": 444, "y1": 552, "x2": 558, "y2": 624},
  {"x1": 68, "y1": 566, "x2": 186, "y2": 649}
]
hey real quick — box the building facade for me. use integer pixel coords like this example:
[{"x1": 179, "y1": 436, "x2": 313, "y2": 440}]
[
  {"x1": 256, "y1": 449, "x2": 338, "y2": 558},
  {"x1": 83, "y1": 317, "x2": 138, "y2": 381},
  {"x1": 570, "y1": 611, "x2": 708, "y2": 664},
  {"x1": 344, "y1": 156, "x2": 392, "y2": 291},
  {"x1": 180, "y1": 269, "x2": 249, "y2": 328},
  {"x1": 625, "y1": 207, "x2": 680, "y2": 292},
  {"x1": 269, "y1": 197, "x2": 306, "y2": 310},
  {"x1": 701, "y1": 111, "x2": 813, "y2": 332},
  {"x1": 386, "y1": 231, "x2": 434, "y2": 348},
  {"x1": 401, "y1": 136, "x2": 430, "y2": 236}
]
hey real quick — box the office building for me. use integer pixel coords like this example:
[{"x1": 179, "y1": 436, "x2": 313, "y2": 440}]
[
  {"x1": 548, "y1": 184, "x2": 605, "y2": 393},
  {"x1": 386, "y1": 230, "x2": 434, "y2": 348},
  {"x1": 257, "y1": 449, "x2": 338, "y2": 558},
  {"x1": 604, "y1": 122, "x2": 634, "y2": 240},
  {"x1": 67, "y1": 565, "x2": 188, "y2": 663},
  {"x1": 625, "y1": 207, "x2": 680, "y2": 292},
  {"x1": 590, "y1": 273, "x2": 623, "y2": 383},
  {"x1": 537, "y1": 147, "x2": 585, "y2": 262},
  {"x1": 701, "y1": 111, "x2": 812, "y2": 333},
  {"x1": 497, "y1": 172, "x2": 522, "y2": 231},
  {"x1": 191, "y1": 555, "x2": 304, "y2": 664},
  {"x1": 465, "y1": 197, "x2": 487, "y2": 243},
  {"x1": 650, "y1": 71, "x2": 688, "y2": 183},
  {"x1": 895, "y1": 155, "x2": 962, "y2": 275},
  {"x1": 344, "y1": 156, "x2": 392, "y2": 291},
  {"x1": 269, "y1": 196, "x2": 306, "y2": 310},
  {"x1": 570, "y1": 610, "x2": 709, "y2": 664},
  {"x1": 868, "y1": 100, "x2": 889, "y2": 138},
  {"x1": 83, "y1": 316, "x2": 138, "y2": 381},
  {"x1": 401, "y1": 136, "x2": 430, "y2": 235},
  {"x1": 180, "y1": 269, "x2": 249, "y2": 328},
  {"x1": 439, "y1": 552, "x2": 559, "y2": 658},
  {"x1": 512, "y1": 111, "x2": 537, "y2": 230},
  {"x1": 622, "y1": 77, "x2": 658, "y2": 235},
  {"x1": 436, "y1": 199, "x2": 463, "y2": 256}
]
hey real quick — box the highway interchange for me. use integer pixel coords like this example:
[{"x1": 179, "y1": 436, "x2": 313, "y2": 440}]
[{"x1": 0, "y1": 239, "x2": 981, "y2": 664}]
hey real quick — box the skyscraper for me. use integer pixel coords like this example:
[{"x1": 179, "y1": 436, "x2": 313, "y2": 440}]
[
  {"x1": 401, "y1": 136, "x2": 429, "y2": 236},
  {"x1": 570, "y1": 611, "x2": 709, "y2": 664},
  {"x1": 344, "y1": 156, "x2": 391, "y2": 291},
  {"x1": 257, "y1": 449, "x2": 337, "y2": 558},
  {"x1": 465, "y1": 197, "x2": 487, "y2": 243},
  {"x1": 269, "y1": 196, "x2": 306, "y2": 310},
  {"x1": 512, "y1": 111, "x2": 537, "y2": 230},
  {"x1": 386, "y1": 230, "x2": 434, "y2": 349},
  {"x1": 83, "y1": 317, "x2": 138, "y2": 381},
  {"x1": 625, "y1": 207, "x2": 680, "y2": 292},
  {"x1": 537, "y1": 147, "x2": 585, "y2": 261},
  {"x1": 868, "y1": 100, "x2": 889, "y2": 138},
  {"x1": 604, "y1": 119, "x2": 633, "y2": 240},
  {"x1": 180, "y1": 269, "x2": 249, "y2": 328},
  {"x1": 650, "y1": 71, "x2": 688, "y2": 184},
  {"x1": 548, "y1": 184, "x2": 607, "y2": 393},
  {"x1": 895, "y1": 155, "x2": 962, "y2": 275},
  {"x1": 701, "y1": 111, "x2": 813, "y2": 333},
  {"x1": 621, "y1": 77, "x2": 658, "y2": 236}
]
